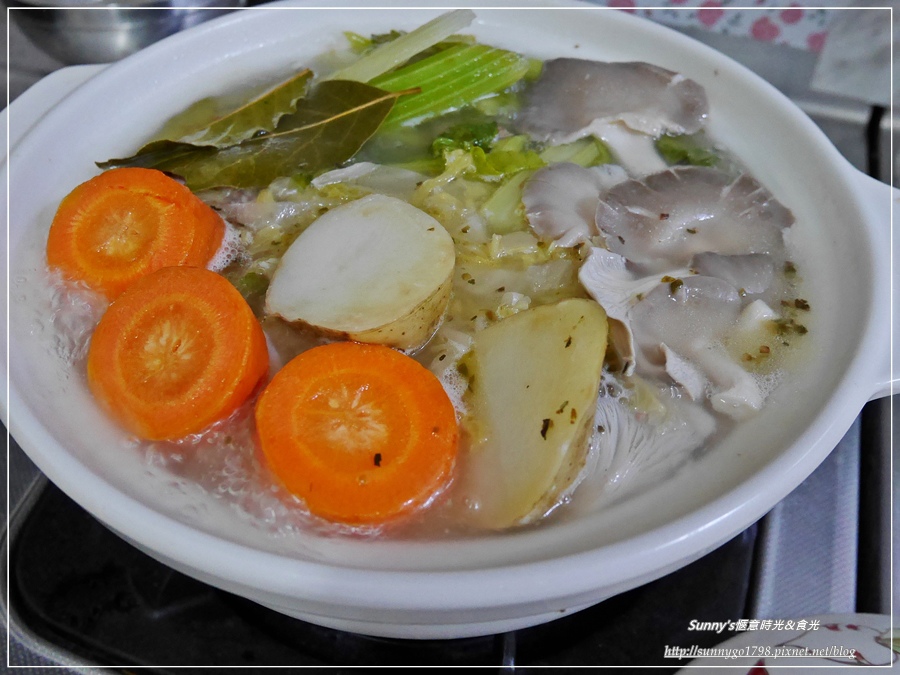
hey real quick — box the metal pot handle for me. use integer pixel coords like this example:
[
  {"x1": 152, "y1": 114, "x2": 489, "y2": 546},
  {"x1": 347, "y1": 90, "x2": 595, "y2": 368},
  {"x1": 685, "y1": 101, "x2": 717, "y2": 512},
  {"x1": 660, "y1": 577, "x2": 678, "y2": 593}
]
[{"x1": 852, "y1": 169, "x2": 898, "y2": 400}]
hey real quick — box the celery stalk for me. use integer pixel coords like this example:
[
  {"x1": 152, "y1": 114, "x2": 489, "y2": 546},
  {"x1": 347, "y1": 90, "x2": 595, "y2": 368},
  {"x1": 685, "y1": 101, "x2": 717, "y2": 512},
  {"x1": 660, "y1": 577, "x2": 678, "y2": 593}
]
[
  {"x1": 327, "y1": 9, "x2": 475, "y2": 83},
  {"x1": 371, "y1": 44, "x2": 531, "y2": 128}
]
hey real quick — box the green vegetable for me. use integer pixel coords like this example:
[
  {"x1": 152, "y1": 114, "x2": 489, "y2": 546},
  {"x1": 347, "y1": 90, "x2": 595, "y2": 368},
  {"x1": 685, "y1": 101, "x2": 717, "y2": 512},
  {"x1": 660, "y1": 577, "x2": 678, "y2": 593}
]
[
  {"x1": 492, "y1": 135, "x2": 529, "y2": 153},
  {"x1": 371, "y1": 43, "x2": 532, "y2": 128},
  {"x1": 523, "y1": 57, "x2": 544, "y2": 81},
  {"x1": 343, "y1": 31, "x2": 377, "y2": 53},
  {"x1": 343, "y1": 29, "x2": 405, "y2": 53},
  {"x1": 481, "y1": 170, "x2": 535, "y2": 234},
  {"x1": 347, "y1": 29, "x2": 476, "y2": 63},
  {"x1": 468, "y1": 146, "x2": 544, "y2": 179},
  {"x1": 328, "y1": 9, "x2": 475, "y2": 83},
  {"x1": 235, "y1": 271, "x2": 270, "y2": 298},
  {"x1": 472, "y1": 91, "x2": 524, "y2": 118},
  {"x1": 385, "y1": 157, "x2": 446, "y2": 175},
  {"x1": 539, "y1": 137, "x2": 612, "y2": 167},
  {"x1": 429, "y1": 126, "x2": 544, "y2": 181},
  {"x1": 655, "y1": 133, "x2": 718, "y2": 167},
  {"x1": 431, "y1": 121, "x2": 498, "y2": 156}
]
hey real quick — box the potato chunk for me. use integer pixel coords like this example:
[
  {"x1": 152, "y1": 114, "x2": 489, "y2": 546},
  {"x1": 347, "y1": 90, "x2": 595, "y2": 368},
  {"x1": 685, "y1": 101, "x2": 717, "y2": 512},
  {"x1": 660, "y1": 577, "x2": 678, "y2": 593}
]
[
  {"x1": 265, "y1": 194, "x2": 456, "y2": 352},
  {"x1": 460, "y1": 298, "x2": 608, "y2": 529}
]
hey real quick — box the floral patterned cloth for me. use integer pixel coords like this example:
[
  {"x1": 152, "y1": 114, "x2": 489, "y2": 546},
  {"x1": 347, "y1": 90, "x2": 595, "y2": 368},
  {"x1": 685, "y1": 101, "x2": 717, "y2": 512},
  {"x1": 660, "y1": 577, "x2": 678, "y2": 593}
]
[{"x1": 600, "y1": 1, "x2": 838, "y2": 52}]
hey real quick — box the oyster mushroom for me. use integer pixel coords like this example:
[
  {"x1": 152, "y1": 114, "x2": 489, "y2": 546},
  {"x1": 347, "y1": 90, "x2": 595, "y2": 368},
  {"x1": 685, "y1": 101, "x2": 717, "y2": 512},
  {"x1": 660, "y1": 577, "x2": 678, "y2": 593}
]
[
  {"x1": 571, "y1": 392, "x2": 716, "y2": 512},
  {"x1": 580, "y1": 246, "x2": 776, "y2": 418},
  {"x1": 577, "y1": 246, "x2": 693, "y2": 375},
  {"x1": 522, "y1": 162, "x2": 628, "y2": 246},
  {"x1": 660, "y1": 343, "x2": 706, "y2": 401},
  {"x1": 631, "y1": 276, "x2": 766, "y2": 419},
  {"x1": 595, "y1": 166, "x2": 795, "y2": 271},
  {"x1": 690, "y1": 252, "x2": 776, "y2": 296},
  {"x1": 521, "y1": 58, "x2": 708, "y2": 140},
  {"x1": 519, "y1": 59, "x2": 709, "y2": 174}
]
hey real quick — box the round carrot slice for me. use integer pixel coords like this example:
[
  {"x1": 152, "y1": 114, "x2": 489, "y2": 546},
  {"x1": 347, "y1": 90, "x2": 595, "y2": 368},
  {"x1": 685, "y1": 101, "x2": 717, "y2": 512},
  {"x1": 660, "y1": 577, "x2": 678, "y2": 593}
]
[
  {"x1": 47, "y1": 167, "x2": 225, "y2": 299},
  {"x1": 255, "y1": 342, "x2": 458, "y2": 525},
  {"x1": 87, "y1": 266, "x2": 269, "y2": 441}
]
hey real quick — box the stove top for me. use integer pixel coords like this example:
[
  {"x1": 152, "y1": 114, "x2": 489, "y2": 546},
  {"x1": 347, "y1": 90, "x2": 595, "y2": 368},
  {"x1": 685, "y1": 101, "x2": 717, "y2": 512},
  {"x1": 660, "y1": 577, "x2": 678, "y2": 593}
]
[{"x1": 7, "y1": 478, "x2": 756, "y2": 670}]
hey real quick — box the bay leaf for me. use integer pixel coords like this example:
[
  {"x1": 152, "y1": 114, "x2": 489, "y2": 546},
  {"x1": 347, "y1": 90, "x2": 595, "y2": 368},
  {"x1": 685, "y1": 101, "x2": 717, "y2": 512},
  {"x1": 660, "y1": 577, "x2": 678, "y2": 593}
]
[
  {"x1": 153, "y1": 97, "x2": 223, "y2": 143},
  {"x1": 100, "y1": 80, "x2": 411, "y2": 191},
  {"x1": 126, "y1": 68, "x2": 313, "y2": 151},
  {"x1": 177, "y1": 68, "x2": 313, "y2": 147},
  {"x1": 98, "y1": 139, "x2": 218, "y2": 171}
]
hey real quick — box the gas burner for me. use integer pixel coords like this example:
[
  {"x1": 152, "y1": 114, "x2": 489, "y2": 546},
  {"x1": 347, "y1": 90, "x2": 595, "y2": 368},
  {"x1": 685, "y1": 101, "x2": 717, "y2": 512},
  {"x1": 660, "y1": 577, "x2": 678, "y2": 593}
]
[{"x1": 6, "y1": 481, "x2": 756, "y2": 669}]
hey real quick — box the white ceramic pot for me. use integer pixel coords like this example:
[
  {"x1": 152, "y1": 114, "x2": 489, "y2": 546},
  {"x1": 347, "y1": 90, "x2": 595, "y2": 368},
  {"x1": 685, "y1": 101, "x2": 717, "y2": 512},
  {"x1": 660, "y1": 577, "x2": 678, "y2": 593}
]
[{"x1": 3, "y1": 1, "x2": 895, "y2": 640}]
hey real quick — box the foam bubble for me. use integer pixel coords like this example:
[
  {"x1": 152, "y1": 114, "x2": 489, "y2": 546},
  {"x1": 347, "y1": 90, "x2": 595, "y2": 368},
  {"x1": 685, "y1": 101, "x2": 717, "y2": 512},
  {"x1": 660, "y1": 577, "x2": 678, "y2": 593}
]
[
  {"x1": 437, "y1": 359, "x2": 469, "y2": 419},
  {"x1": 753, "y1": 368, "x2": 785, "y2": 401},
  {"x1": 46, "y1": 274, "x2": 107, "y2": 366},
  {"x1": 207, "y1": 219, "x2": 245, "y2": 272}
]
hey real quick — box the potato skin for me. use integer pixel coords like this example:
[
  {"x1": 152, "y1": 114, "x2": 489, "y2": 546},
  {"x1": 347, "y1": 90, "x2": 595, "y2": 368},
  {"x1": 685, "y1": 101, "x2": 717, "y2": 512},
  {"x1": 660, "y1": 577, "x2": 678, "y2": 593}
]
[
  {"x1": 273, "y1": 273, "x2": 452, "y2": 353},
  {"x1": 264, "y1": 194, "x2": 456, "y2": 353},
  {"x1": 346, "y1": 275, "x2": 453, "y2": 353}
]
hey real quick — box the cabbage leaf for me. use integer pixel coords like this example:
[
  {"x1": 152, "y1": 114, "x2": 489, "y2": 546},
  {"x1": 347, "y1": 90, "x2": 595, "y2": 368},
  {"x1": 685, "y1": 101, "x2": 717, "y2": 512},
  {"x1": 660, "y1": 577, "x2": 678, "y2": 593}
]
[{"x1": 655, "y1": 133, "x2": 718, "y2": 167}]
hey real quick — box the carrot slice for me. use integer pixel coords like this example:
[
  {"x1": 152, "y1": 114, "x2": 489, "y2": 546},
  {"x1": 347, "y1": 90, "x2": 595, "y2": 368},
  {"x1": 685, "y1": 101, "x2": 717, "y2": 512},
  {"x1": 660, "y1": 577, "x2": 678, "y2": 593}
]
[
  {"x1": 46, "y1": 167, "x2": 225, "y2": 299},
  {"x1": 255, "y1": 342, "x2": 458, "y2": 525},
  {"x1": 87, "y1": 266, "x2": 269, "y2": 441}
]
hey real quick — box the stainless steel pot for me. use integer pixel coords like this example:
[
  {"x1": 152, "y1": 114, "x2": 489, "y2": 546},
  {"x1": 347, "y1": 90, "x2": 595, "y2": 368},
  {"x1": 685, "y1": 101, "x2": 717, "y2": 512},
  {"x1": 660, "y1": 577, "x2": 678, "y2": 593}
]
[{"x1": 6, "y1": 0, "x2": 246, "y2": 64}]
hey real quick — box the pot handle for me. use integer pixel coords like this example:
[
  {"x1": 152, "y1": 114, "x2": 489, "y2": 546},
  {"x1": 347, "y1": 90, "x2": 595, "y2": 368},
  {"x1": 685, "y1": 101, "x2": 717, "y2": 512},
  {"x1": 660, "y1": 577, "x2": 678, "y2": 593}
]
[{"x1": 853, "y1": 169, "x2": 898, "y2": 400}]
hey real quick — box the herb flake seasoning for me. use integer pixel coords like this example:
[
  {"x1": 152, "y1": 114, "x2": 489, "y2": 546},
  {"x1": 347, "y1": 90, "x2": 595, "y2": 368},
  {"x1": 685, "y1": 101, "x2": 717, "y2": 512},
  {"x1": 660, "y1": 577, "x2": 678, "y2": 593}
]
[
  {"x1": 540, "y1": 418, "x2": 553, "y2": 439},
  {"x1": 661, "y1": 275, "x2": 683, "y2": 294}
]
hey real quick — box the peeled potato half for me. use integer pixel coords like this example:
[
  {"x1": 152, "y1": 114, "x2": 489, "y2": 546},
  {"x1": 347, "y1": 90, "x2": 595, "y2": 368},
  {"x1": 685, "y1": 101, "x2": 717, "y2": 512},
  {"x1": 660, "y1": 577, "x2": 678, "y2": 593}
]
[
  {"x1": 266, "y1": 194, "x2": 456, "y2": 352},
  {"x1": 460, "y1": 298, "x2": 608, "y2": 529}
]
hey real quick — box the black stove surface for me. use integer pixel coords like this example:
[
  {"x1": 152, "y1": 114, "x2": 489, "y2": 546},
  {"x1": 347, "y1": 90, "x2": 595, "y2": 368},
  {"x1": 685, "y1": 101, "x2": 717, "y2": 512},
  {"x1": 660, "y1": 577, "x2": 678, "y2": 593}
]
[{"x1": 8, "y1": 481, "x2": 757, "y2": 670}]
